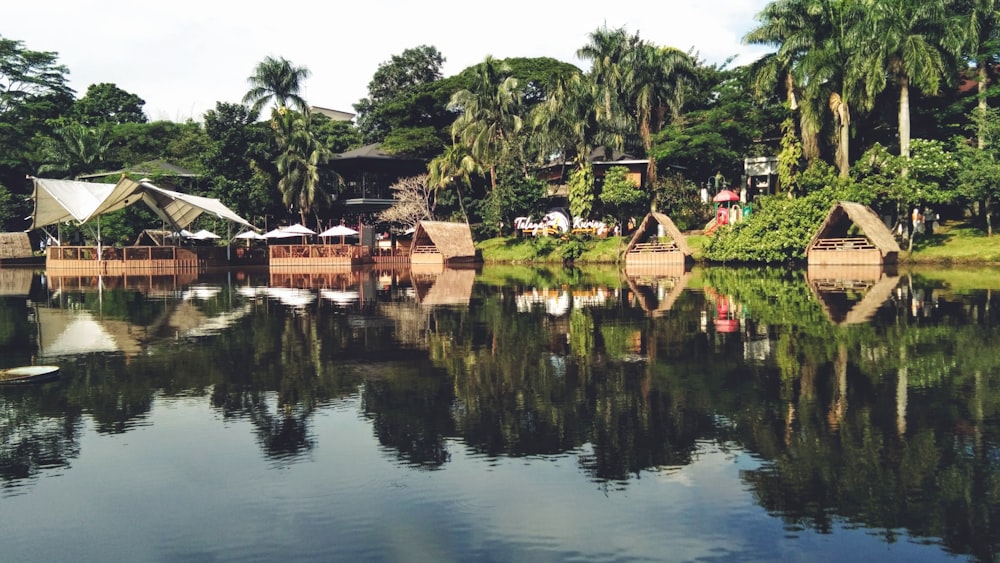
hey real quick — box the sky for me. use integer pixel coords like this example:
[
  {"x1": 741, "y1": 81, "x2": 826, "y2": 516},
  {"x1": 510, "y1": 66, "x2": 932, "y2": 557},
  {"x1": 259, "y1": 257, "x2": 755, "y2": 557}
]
[{"x1": 7, "y1": 0, "x2": 774, "y2": 123}]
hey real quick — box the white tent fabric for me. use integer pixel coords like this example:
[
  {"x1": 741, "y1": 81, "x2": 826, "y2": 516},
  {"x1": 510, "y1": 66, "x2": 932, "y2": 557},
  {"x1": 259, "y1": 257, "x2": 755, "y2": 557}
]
[
  {"x1": 29, "y1": 176, "x2": 255, "y2": 232},
  {"x1": 29, "y1": 178, "x2": 137, "y2": 228}
]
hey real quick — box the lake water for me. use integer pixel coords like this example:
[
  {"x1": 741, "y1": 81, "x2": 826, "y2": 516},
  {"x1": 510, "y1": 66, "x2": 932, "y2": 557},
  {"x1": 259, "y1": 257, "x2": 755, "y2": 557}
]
[{"x1": 0, "y1": 264, "x2": 998, "y2": 562}]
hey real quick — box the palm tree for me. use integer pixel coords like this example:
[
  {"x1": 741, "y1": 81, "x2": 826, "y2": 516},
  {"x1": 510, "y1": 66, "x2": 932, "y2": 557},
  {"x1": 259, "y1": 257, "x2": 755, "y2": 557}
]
[
  {"x1": 627, "y1": 44, "x2": 697, "y2": 185},
  {"x1": 578, "y1": 26, "x2": 696, "y2": 185},
  {"x1": 959, "y1": 0, "x2": 1000, "y2": 149},
  {"x1": 744, "y1": 0, "x2": 818, "y2": 160},
  {"x1": 243, "y1": 56, "x2": 311, "y2": 118},
  {"x1": 37, "y1": 122, "x2": 112, "y2": 179},
  {"x1": 427, "y1": 144, "x2": 481, "y2": 223},
  {"x1": 448, "y1": 56, "x2": 523, "y2": 196},
  {"x1": 856, "y1": 0, "x2": 964, "y2": 160},
  {"x1": 272, "y1": 108, "x2": 333, "y2": 226},
  {"x1": 745, "y1": 0, "x2": 866, "y2": 178}
]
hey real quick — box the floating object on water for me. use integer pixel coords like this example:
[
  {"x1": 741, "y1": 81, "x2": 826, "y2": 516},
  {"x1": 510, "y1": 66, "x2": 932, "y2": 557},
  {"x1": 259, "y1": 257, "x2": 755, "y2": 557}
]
[{"x1": 0, "y1": 365, "x2": 60, "y2": 385}]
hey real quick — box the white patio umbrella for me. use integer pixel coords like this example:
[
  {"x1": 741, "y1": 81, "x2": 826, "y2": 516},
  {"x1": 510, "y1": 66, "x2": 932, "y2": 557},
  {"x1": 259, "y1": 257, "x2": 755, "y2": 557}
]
[
  {"x1": 234, "y1": 230, "x2": 266, "y2": 240},
  {"x1": 192, "y1": 229, "x2": 220, "y2": 240},
  {"x1": 263, "y1": 223, "x2": 316, "y2": 243},
  {"x1": 318, "y1": 224, "x2": 359, "y2": 245}
]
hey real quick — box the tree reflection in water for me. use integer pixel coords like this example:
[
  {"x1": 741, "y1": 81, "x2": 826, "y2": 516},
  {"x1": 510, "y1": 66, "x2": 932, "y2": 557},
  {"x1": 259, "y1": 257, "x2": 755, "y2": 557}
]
[{"x1": 0, "y1": 265, "x2": 998, "y2": 559}]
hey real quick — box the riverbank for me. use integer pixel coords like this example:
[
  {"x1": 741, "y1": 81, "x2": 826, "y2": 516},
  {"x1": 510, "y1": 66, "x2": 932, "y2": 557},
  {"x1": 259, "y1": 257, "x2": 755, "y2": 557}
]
[{"x1": 477, "y1": 220, "x2": 1000, "y2": 266}]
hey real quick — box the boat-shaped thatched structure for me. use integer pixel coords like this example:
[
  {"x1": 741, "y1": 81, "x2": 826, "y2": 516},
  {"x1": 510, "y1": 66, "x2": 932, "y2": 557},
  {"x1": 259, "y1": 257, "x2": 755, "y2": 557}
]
[
  {"x1": 411, "y1": 264, "x2": 477, "y2": 307},
  {"x1": 409, "y1": 221, "x2": 479, "y2": 265},
  {"x1": 625, "y1": 268, "x2": 691, "y2": 317},
  {"x1": 806, "y1": 264, "x2": 900, "y2": 325},
  {"x1": 623, "y1": 212, "x2": 692, "y2": 266},
  {"x1": 807, "y1": 202, "x2": 900, "y2": 266}
]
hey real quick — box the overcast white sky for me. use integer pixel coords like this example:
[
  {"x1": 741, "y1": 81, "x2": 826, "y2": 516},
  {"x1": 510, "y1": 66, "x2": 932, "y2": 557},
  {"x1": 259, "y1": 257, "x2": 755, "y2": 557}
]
[{"x1": 7, "y1": 0, "x2": 774, "y2": 122}]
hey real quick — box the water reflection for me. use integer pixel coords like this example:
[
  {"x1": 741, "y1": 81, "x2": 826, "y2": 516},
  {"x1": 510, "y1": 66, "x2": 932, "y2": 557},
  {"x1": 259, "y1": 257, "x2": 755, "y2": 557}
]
[{"x1": 0, "y1": 264, "x2": 998, "y2": 559}]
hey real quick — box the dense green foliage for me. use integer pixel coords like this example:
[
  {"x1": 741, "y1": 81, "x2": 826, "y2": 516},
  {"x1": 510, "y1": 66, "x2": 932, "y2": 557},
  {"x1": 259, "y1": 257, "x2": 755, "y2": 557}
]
[{"x1": 4, "y1": 0, "x2": 1000, "y2": 255}]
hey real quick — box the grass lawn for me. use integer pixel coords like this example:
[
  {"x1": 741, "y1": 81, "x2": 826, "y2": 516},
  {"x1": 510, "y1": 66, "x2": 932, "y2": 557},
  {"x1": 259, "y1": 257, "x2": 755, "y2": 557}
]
[
  {"x1": 904, "y1": 220, "x2": 1000, "y2": 265},
  {"x1": 477, "y1": 220, "x2": 999, "y2": 266}
]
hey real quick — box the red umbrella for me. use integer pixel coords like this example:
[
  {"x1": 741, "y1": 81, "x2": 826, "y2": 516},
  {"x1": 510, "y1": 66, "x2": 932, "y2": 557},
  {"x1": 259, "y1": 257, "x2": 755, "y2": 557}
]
[{"x1": 713, "y1": 189, "x2": 740, "y2": 202}]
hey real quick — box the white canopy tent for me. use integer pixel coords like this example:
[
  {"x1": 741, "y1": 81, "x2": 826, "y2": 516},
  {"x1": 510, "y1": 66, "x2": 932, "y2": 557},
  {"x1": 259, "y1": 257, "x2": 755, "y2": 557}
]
[{"x1": 29, "y1": 176, "x2": 256, "y2": 234}]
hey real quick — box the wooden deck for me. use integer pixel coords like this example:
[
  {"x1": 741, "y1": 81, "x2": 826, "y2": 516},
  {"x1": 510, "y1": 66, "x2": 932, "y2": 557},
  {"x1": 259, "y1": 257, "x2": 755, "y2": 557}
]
[
  {"x1": 46, "y1": 246, "x2": 201, "y2": 273},
  {"x1": 409, "y1": 245, "x2": 444, "y2": 265},
  {"x1": 625, "y1": 240, "x2": 685, "y2": 265},
  {"x1": 807, "y1": 237, "x2": 888, "y2": 266},
  {"x1": 269, "y1": 244, "x2": 373, "y2": 269}
]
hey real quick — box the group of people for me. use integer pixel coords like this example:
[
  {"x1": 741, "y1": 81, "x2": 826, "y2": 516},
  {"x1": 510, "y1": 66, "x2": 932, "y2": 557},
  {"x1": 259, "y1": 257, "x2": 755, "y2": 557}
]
[{"x1": 911, "y1": 206, "x2": 939, "y2": 235}]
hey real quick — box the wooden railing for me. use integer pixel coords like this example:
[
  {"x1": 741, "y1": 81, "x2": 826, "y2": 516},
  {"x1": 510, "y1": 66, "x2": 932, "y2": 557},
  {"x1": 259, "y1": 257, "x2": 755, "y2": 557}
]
[
  {"x1": 411, "y1": 245, "x2": 441, "y2": 254},
  {"x1": 629, "y1": 241, "x2": 679, "y2": 253},
  {"x1": 810, "y1": 237, "x2": 876, "y2": 251},
  {"x1": 46, "y1": 245, "x2": 199, "y2": 272}
]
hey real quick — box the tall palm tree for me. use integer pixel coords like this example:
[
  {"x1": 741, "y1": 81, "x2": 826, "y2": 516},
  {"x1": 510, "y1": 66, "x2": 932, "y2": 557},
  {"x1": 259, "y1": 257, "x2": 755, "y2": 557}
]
[
  {"x1": 745, "y1": 0, "x2": 866, "y2": 178},
  {"x1": 856, "y1": 0, "x2": 964, "y2": 160},
  {"x1": 427, "y1": 143, "x2": 481, "y2": 223},
  {"x1": 627, "y1": 44, "x2": 697, "y2": 185},
  {"x1": 744, "y1": 0, "x2": 819, "y2": 160},
  {"x1": 243, "y1": 56, "x2": 311, "y2": 118},
  {"x1": 578, "y1": 26, "x2": 696, "y2": 185},
  {"x1": 448, "y1": 56, "x2": 523, "y2": 196},
  {"x1": 959, "y1": 0, "x2": 1000, "y2": 148},
  {"x1": 272, "y1": 108, "x2": 333, "y2": 226}
]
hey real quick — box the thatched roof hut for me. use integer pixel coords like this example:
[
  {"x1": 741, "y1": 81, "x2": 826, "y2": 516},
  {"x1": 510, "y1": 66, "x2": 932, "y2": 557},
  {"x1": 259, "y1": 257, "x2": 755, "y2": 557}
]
[
  {"x1": 623, "y1": 212, "x2": 692, "y2": 266},
  {"x1": 410, "y1": 221, "x2": 479, "y2": 265},
  {"x1": 133, "y1": 229, "x2": 176, "y2": 246},
  {"x1": 0, "y1": 232, "x2": 34, "y2": 260},
  {"x1": 807, "y1": 202, "x2": 900, "y2": 265}
]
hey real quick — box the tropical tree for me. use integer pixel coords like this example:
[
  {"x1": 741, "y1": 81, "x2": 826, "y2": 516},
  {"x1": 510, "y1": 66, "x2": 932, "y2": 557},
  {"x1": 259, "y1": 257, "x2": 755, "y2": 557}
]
[
  {"x1": 271, "y1": 108, "x2": 334, "y2": 227},
  {"x1": 576, "y1": 25, "x2": 637, "y2": 146},
  {"x1": 37, "y1": 122, "x2": 112, "y2": 178},
  {"x1": 243, "y1": 56, "x2": 311, "y2": 118},
  {"x1": 354, "y1": 45, "x2": 445, "y2": 144},
  {"x1": 957, "y1": 0, "x2": 1000, "y2": 149},
  {"x1": 448, "y1": 56, "x2": 523, "y2": 197},
  {"x1": 856, "y1": 0, "x2": 964, "y2": 160},
  {"x1": 427, "y1": 143, "x2": 481, "y2": 223},
  {"x1": 743, "y1": 0, "x2": 821, "y2": 161},
  {"x1": 599, "y1": 166, "x2": 647, "y2": 231},
  {"x1": 745, "y1": 0, "x2": 867, "y2": 178},
  {"x1": 73, "y1": 83, "x2": 147, "y2": 125},
  {"x1": 628, "y1": 44, "x2": 697, "y2": 185}
]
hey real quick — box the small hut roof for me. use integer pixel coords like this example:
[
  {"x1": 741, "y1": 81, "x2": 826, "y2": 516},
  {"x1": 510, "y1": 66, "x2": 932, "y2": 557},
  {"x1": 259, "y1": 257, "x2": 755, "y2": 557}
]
[
  {"x1": 133, "y1": 229, "x2": 175, "y2": 246},
  {"x1": 623, "y1": 212, "x2": 693, "y2": 256},
  {"x1": 809, "y1": 202, "x2": 901, "y2": 256},
  {"x1": 0, "y1": 232, "x2": 33, "y2": 259},
  {"x1": 412, "y1": 221, "x2": 478, "y2": 262}
]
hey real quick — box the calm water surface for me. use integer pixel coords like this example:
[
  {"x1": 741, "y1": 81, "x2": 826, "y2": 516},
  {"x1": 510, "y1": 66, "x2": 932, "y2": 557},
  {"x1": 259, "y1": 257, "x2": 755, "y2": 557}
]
[{"x1": 0, "y1": 264, "x2": 998, "y2": 562}]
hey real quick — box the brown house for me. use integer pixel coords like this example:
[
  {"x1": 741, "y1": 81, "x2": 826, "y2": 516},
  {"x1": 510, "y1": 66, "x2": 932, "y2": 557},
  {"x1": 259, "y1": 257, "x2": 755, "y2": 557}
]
[{"x1": 328, "y1": 143, "x2": 428, "y2": 216}]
